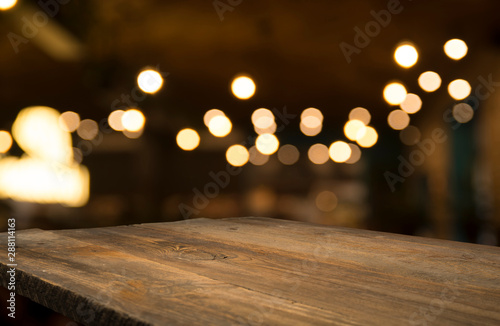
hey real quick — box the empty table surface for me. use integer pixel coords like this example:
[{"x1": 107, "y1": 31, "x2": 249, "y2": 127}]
[{"x1": 1, "y1": 217, "x2": 500, "y2": 325}]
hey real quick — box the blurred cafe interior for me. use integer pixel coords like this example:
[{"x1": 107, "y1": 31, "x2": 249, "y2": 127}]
[{"x1": 1, "y1": 0, "x2": 500, "y2": 248}]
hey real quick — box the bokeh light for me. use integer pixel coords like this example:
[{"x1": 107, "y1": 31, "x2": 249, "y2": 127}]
[
  {"x1": 400, "y1": 93, "x2": 422, "y2": 114},
  {"x1": 0, "y1": 0, "x2": 17, "y2": 10},
  {"x1": 77, "y1": 119, "x2": 99, "y2": 140},
  {"x1": 453, "y1": 103, "x2": 474, "y2": 123},
  {"x1": 122, "y1": 109, "x2": 146, "y2": 132},
  {"x1": 204, "y1": 109, "x2": 225, "y2": 127},
  {"x1": 249, "y1": 146, "x2": 269, "y2": 166},
  {"x1": 123, "y1": 128, "x2": 144, "y2": 139},
  {"x1": 344, "y1": 119, "x2": 366, "y2": 141},
  {"x1": 383, "y1": 82, "x2": 407, "y2": 105},
  {"x1": 388, "y1": 110, "x2": 410, "y2": 130},
  {"x1": 58, "y1": 111, "x2": 80, "y2": 132},
  {"x1": 137, "y1": 69, "x2": 164, "y2": 94},
  {"x1": 399, "y1": 125, "x2": 421, "y2": 145},
  {"x1": 301, "y1": 108, "x2": 323, "y2": 121},
  {"x1": 300, "y1": 121, "x2": 322, "y2": 136},
  {"x1": 176, "y1": 128, "x2": 200, "y2": 151},
  {"x1": 448, "y1": 79, "x2": 471, "y2": 100},
  {"x1": 356, "y1": 126, "x2": 378, "y2": 148},
  {"x1": 315, "y1": 191, "x2": 338, "y2": 212},
  {"x1": 349, "y1": 107, "x2": 371, "y2": 125},
  {"x1": 418, "y1": 71, "x2": 442, "y2": 92},
  {"x1": 444, "y1": 39, "x2": 468, "y2": 60},
  {"x1": 108, "y1": 110, "x2": 125, "y2": 131},
  {"x1": 394, "y1": 44, "x2": 419, "y2": 68},
  {"x1": 345, "y1": 143, "x2": 361, "y2": 164},
  {"x1": 329, "y1": 141, "x2": 351, "y2": 163},
  {"x1": 256, "y1": 133, "x2": 279, "y2": 155},
  {"x1": 277, "y1": 144, "x2": 300, "y2": 165},
  {"x1": 226, "y1": 145, "x2": 249, "y2": 166},
  {"x1": 0, "y1": 131, "x2": 13, "y2": 153},
  {"x1": 308, "y1": 144, "x2": 329, "y2": 165},
  {"x1": 208, "y1": 115, "x2": 232, "y2": 137},
  {"x1": 231, "y1": 76, "x2": 256, "y2": 100}
]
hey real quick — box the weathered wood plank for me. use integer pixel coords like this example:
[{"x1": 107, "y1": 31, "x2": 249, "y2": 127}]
[{"x1": 1, "y1": 217, "x2": 500, "y2": 325}]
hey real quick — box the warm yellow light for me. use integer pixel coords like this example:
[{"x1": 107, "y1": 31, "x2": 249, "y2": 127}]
[
  {"x1": 203, "y1": 109, "x2": 225, "y2": 127},
  {"x1": 122, "y1": 109, "x2": 146, "y2": 132},
  {"x1": 254, "y1": 121, "x2": 277, "y2": 135},
  {"x1": 248, "y1": 146, "x2": 269, "y2": 166},
  {"x1": 344, "y1": 119, "x2": 367, "y2": 141},
  {"x1": 315, "y1": 191, "x2": 338, "y2": 212},
  {"x1": 388, "y1": 110, "x2": 410, "y2": 130},
  {"x1": 58, "y1": 111, "x2": 80, "y2": 132},
  {"x1": 453, "y1": 103, "x2": 474, "y2": 123},
  {"x1": 108, "y1": 110, "x2": 125, "y2": 131},
  {"x1": 383, "y1": 82, "x2": 407, "y2": 105},
  {"x1": 394, "y1": 44, "x2": 418, "y2": 68},
  {"x1": 400, "y1": 93, "x2": 422, "y2": 114},
  {"x1": 308, "y1": 144, "x2": 329, "y2": 165},
  {"x1": 418, "y1": 71, "x2": 441, "y2": 92},
  {"x1": 444, "y1": 39, "x2": 468, "y2": 60},
  {"x1": 12, "y1": 106, "x2": 73, "y2": 165},
  {"x1": 137, "y1": 69, "x2": 163, "y2": 94},
  {"x1": 123, "y1": 128, "x2": 144, "y2": 139},
  {"x1": 300, "y1": 122, "x2": 322, "y2": 136},
  {"x1": 329, "y1": 141, "x2": 351, "y2": 163},
  {"x1": 356, "y1": 126, "x2": 378, "y2": 148},
  {"x1": 301, "y1": 116, "x2": 322, "y2": 129},
  {"x1": 251, "y1": 108, "x2": 274, "y2": 126},
  {"x1": 0, "y1": 131, "x2": 13, "y2": 154},
  {"x1": 0, "y1": 0, "x2": 17, "y2": 10},
  {"x1": 345, "y1": 143, "x2": 361, "y2": 164},
  {"x1": 77, "y1": 119, "x2": 99, "y2": 140},
  {"x1": 176, "y1": 128, "x2": 200, "y2": 151},
  {"x1": 256, "y1": 133, "x2": 279, "y2": 155},
  {"x1": 226, "y1": 145, "x2": 249, "y2": 167},
  {"x1": 448, "y1": 79, "x2": 471, "y2": 100},
  {"x1": 208, "y1": 115, "x2": 232, "y2": 137},
  {"x1": 399, "y1": 125, "x2": 421, "y2": 146},
  {"x1": 301, "y1": 108, "x2": 323, "y2": 121},
  {"x1": 231, "y1": 76, "x2": 256, "y2": 100},
  {"x1": 277, "y1": 144, "x2": 300, "y2": 165},
  {"x1": 349, "y1": 107, "x2": 371, "y2": 125}
]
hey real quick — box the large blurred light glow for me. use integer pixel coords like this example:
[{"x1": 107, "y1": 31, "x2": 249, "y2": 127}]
[
  {"x1": 418, "y1": 71, "x2": 441, "y2": 92},
  {"x1": 329, "y1": 141, "x2": 351, "y2": 163},
  {"x1": 252, "y1": 108, "x2": 274, "y2": 125},
  {"x1": 316, "y1": 191, "x2": 338, "y2": 212},
  {"x1": 300, "y1": 121, "x2": 322, "y2": 136},
  {"x1": 349, "y1": 107, "x2": 371, "y2": 125},
  {"x1": 208, "y1": 115, "x2": 232, "y2": 137},
  {"x1": 301, "y1": 116, "x2": 322, "y2": 128},
  {"x1": 231, "y1": 76, "x2": 256, "y2": 100},
  {"x1": 137, "y1": 69, "x2": 163, "y2": 94},
  {"x1": 388, "y1": 110, "x2": 410, "y2": 130},
  {"x1": 1, "y1": 106, "x2": 89, "y2": 207},
  {"x1": 399, "y1": 125, "x2": 421, "y2": 146},
  {"x1": 356, "y1": 126, "x2": 378, "y2": 148},
  {"x1": 277, "y1": 144, "x2": 300, "y2": 165},
  {"x1": 204, "y1": 109, "x2": 225, "y2": 127},
  {"x1": 108, "y1": 110, "x2": 125, "y2": 131},
  {"x1": 249, "y1": 146, "x2": 269, "y2": 166},
  {"x1": 256, "y1": 133, "x2": 279, "y2": 155},
  {"x1": 255, "y1": 121, "x2": 277, "y2": 135},
  {"x1": 345, "y1": 143, "x2": 361, "y2": 164},
  {"x1": 344, "y1": 119, "x2": 366, "y2": 141},
  {"x1": 448, "y1": 79, "x2": 471, "y2": 100},
  {"x1": 176, "y1": 128, "x2": 200, "y2": 151},
  {"x1": 77, "y1": 119, "x2": 99, "y2": 140},
  {"x1": 383, "y1": 82, "x2": 407, "y2": 105},
  {"x1": 0, "y1": 131, "x2": 13, "y2": 153},
  {"x1": 0, "y1": 0, "x2": 17, "y2": 10},
  {"x1": 308, "y1": 144, "x2": 329, "y2": 165},
  {"x1": 226, "y1": 145, "x2": 249, "y2": 166},
  {"x1": 122, "y1": 109, "x2": 146, "y2": 132},
  {"x1": 453, "y1": 103, "x2": 474, "y2": 123},
  {"x1": 444, "y1": 39, "x2": 468, "y2": 60},
  {"x1": 394, "y1": 44, "x2": 418, "y2": 68},
  {"x1": 400, "y1": 93, "x2": 422, "y2": 114},
  {"x1": 58, "y1": 111, "x2": 80, "y2": 132},
  {"x1": 301, "y1": 108, "x2": 323, "y2": 121},
  {"x1": 123, "y1": 128, "x2": 144, "y2": 139}
]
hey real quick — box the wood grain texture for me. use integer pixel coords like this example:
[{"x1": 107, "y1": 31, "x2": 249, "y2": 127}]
[{"x1": 1, "y1": 217, "x2": 499, "y2": 325}]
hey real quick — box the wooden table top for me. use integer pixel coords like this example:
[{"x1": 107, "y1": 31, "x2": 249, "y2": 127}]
[{"x1": 1, "y1": 217, "x2": 500, "y2": 325}]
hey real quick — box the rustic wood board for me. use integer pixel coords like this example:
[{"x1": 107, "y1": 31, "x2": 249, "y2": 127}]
[{"x1": 1, "y1": 217, "x2": 499, "y2": 325}]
